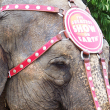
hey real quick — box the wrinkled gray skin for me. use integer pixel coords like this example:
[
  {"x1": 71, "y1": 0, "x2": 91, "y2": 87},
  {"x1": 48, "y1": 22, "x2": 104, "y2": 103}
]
[{"x1": 0, "y1": 0, "x2": 109, "y2": 110}]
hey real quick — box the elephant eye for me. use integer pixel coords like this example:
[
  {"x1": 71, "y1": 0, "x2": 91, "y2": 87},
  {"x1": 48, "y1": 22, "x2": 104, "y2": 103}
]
[
  {"x1": 53, "y1": 61, "x2": 66, "y2": 67},
  {"x1": 49, "y1": 57, "x2": 69, "y2": 68}
]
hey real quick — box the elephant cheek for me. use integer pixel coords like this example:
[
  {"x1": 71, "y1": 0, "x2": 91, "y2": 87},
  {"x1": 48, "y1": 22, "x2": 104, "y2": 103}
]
[{"x1": 54, "y1": 73, "x2": 71, "y2": 85}]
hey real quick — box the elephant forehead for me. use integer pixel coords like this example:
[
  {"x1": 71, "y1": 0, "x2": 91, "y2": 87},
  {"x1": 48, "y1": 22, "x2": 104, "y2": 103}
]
[{"x1": 49, "y1": 40, "x2": 80, "y2": 57}]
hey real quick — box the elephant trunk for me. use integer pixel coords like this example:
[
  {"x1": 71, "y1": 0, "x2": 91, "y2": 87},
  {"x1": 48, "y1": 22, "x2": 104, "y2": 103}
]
[{"x1": 60, "y1": 53, "x2": 110, "y2": 110}]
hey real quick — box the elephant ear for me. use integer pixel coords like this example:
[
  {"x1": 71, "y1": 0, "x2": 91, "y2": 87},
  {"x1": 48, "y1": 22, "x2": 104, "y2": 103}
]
[{"x1": 0, "y1": 45, "x2": 8, "y2": 95}]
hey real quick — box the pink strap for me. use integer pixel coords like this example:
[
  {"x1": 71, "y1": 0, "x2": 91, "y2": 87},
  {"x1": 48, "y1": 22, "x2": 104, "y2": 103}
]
[
  {"x1": 8, "y1": 34, "x2": 62, "y2": 78},
  {"x1": 1, "y1": 4, "x2": 59, "y2": 13},
  {"x1": 100, "y1": 58, "x2": 110, "y2": 104},
  {"x1": 84, "y1": 58, "x2": 101, "y2": 110}
]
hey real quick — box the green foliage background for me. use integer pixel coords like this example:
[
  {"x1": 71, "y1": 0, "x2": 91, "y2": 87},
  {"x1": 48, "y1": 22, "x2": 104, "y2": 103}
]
[{"x1": 87, "y1": 0, "x2": 110, "y2": 45}]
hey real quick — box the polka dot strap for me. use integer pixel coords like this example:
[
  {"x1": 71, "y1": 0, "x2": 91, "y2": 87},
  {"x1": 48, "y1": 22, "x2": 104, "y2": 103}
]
[
  {"x1": 1, "y1": 4, "x2": 59, "y2": 13},
  {"x1": 84, "y1": 58, "x2": 101, "y2": 110},
  {"x1": 100, "y1": 58, "x2": 110, "y2": 104},
  {"x1": 8, "y1": 34, "x2": 62, "y2": 78}
]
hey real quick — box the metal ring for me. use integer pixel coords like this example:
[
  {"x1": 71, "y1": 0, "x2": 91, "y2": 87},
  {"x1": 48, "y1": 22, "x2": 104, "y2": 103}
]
[
  {"x1": 68, "y1": 1, "x2": 71, "y2": 7},
  {"x1": 8, "y1": 71, "x2": 11, "y2": 78},
  {"x1": 58, "y1": 13, "x2": 63, "y2": 17},
  {"x1": 97, "y1": 53, "x2": 105, "y2": 59},
  {"x1": 81, "y1": 51, "x2": 90, "y2": 60},
  {"x1": 59, "y1": 30, "x2": 69, "y2": 40},
  {"x1": 97, "y1": 54, "x2": 101, "y2": 59},
  {"x1": 62, "y1": 38, "x2": 69, "y2": 41},
  {"x1": 58, "y1": 8, "x2": 64, "y2": 17},
  {"x1": 59, "y1": 30, "x2": 65, "y2": 34}
]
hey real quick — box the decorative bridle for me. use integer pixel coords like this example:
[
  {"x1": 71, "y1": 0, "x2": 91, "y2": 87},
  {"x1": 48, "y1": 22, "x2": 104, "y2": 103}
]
[{"x1": 0, "y1": 1, "x2": 110, "y2": 110}]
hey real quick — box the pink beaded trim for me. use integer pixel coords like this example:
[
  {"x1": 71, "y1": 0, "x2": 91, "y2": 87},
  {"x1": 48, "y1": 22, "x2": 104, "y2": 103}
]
[
  {"x1": 0, "y1": 4, "x2": 59, "y2": 13},
  {"x1": 8, "y1": 34, "x2": 62, "y2": 78},
  {"x1": 0, "y1": 4, "x2": 109, "y2": 110},
  {"x1": 101, "y1": 58, "x2": 110, "y2": 104},
  {"x1": 84, "y1": 59, "x2": 101, "y2": 110}
]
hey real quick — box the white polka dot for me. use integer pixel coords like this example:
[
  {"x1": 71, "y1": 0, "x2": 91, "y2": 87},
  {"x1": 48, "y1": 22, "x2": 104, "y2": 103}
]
[
  {"x1": 105, "y1": 75, "x2": 108, "y2": 79},
  {"x1": 0, "y1": 8, "x2": 2, "y2": 11},
  {"x1": 103, "y1": 66, "x2": 106, "y2": 69},
  {"x1": 97, "y1": 107, "x2": 101, "y2": 110},
  {"x1": 13, "y1": 69, "x2": 16, "y2": 73},
  {"x1": 87, "y1": 66, "x2": 90, "y2": 70},
  {"x1": 25, "y1": 5, "x2": 29, "y2": 9},
  {"x1": 20, "y1": 64, "x2": 23, "y2": 68},
  {"x1": 94, "y1": 97, "x2": 97, "y2": 101},
  {"x1": 6, "y1": 5, "x2": 9, "y2": 9},
  {"x1": 36, "y1": 6, "x2": 40, "y2": 10},
  {"x1": 89, "y1": 77, "x2": 92, "y2": 81},
  {"x1": 15, "y1": 5, "x2": 19, "y2": 9},
  {"x1": 27, "y1": 59, "x2": 31, "y2": 63},
  {"x1": 107, "y1": 85, "x2": 110, "y2": 89},
  {"x1": 92, "y1": 87, "x2": 95, "y2": 91},
  {"x1": 50, "y1": 40, "x2": 54, "y2": 44},
  {"x1": 47, "y1": 6, "x2": 51, "y2": 10},
  {"x1": 35, "y1": 53, "x2": 39, "y2": 57},
  {"x1": 43, "y1": 46, "x2": 46, "y2": 50},
  {"x1": 109, "y1": 95, "x2": 110, "y2": 98}
]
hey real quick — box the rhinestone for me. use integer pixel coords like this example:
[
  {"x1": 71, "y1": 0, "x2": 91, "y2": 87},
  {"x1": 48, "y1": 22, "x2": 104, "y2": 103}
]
[
  {"x1": 27, "y1": 59, "x2": 31, "y2": 63},
  {"x1": 6, "y1": 5, "x2": 9, "y2": 9},
  {"x1": 36, "y1": 6, "x2": 40, "y2": 9},
  {"x1": 87, "y1": 66, "x2": 90, "y2": 70},
  {"x1": 92, "y1": 87, "x2": 95, "y2": 91},
  {"x1": 20, "y1": 64, "x2": 23, "y2": 68},
  {"x1": 47, "y1": 6, "x2": 51, "y2": 10},
  {"x1": 50, "y1": 40, "x2": 54, "y2": 44},
  {"x1": 105, "y1": 75, "x2": 108, "y2": 79},
  {"x1": 15, "y1": 5, "x2": 19, "y2": 9},
  {"x1": 107, "y1": 85, "x2": 110, "y2": 89},
  {"x1": 97, "y1": 107, "x2": 101, "y2": 110},
  {"x1": 103, "y1": 66, "x2": 106, "y2": 69},
  {"x1": 13, "y1": 69, "x2": 16, "y2": 73},
  {"x1": 25, "y1": 5, "x2": 29, "y2": 9},
  {"x1": 0, "y1": 8, "x2": 2, "y2": 10},
  {"x1": 109, "y1": 95, "x2": 110, "y2": 98},
  {"x1": 89, "y1": 77, "x2": 92, "y2": 81},
  {"x1": 43, "y1": 46, "x2": 46, "y2": 50},
  {"x1": 35, "y1": 53, "x2": 39, "y2": 57},
  {"x1": 94, "y1": 97, "x2": 97, "y2": 101}
]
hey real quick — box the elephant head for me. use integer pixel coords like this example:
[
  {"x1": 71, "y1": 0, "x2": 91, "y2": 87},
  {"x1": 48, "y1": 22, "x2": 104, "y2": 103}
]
[{"x1": 0, "y1": 0, "x2": 109, "y2": 110}]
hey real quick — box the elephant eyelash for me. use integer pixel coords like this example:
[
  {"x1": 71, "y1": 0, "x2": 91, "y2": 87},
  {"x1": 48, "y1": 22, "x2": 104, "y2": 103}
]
[
  {"x1": 49, "y1": 57, "x2": 69, "y2": 68},
  {"x1": 52, "y1": 62, "x2": 67, "y2": 69},
  {"x1": 53, "y1": 61, "x2": 66, "y2": 65}
]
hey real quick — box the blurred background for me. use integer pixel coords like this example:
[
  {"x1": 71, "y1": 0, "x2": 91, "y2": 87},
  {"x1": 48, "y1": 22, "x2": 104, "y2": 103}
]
[{"x1": 86, "y1": 0, "x2": 110, "y2": 45}]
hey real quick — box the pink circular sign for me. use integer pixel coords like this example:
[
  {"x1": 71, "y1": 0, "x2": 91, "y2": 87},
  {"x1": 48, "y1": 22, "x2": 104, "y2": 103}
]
[{"x1": 64, "y1": 8, "x2": 103, "y2": 53}]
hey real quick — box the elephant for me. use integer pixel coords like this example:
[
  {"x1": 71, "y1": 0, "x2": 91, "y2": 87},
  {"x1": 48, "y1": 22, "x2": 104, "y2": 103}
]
[{"x1": 0, "y1": 0, "x2": 110, "y2": 110}]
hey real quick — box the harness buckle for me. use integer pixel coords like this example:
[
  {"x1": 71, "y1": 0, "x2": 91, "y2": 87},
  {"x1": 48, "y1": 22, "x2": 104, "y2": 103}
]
[{"x1": 58, "y1": 8, "x2": 64, "y2": 17}]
